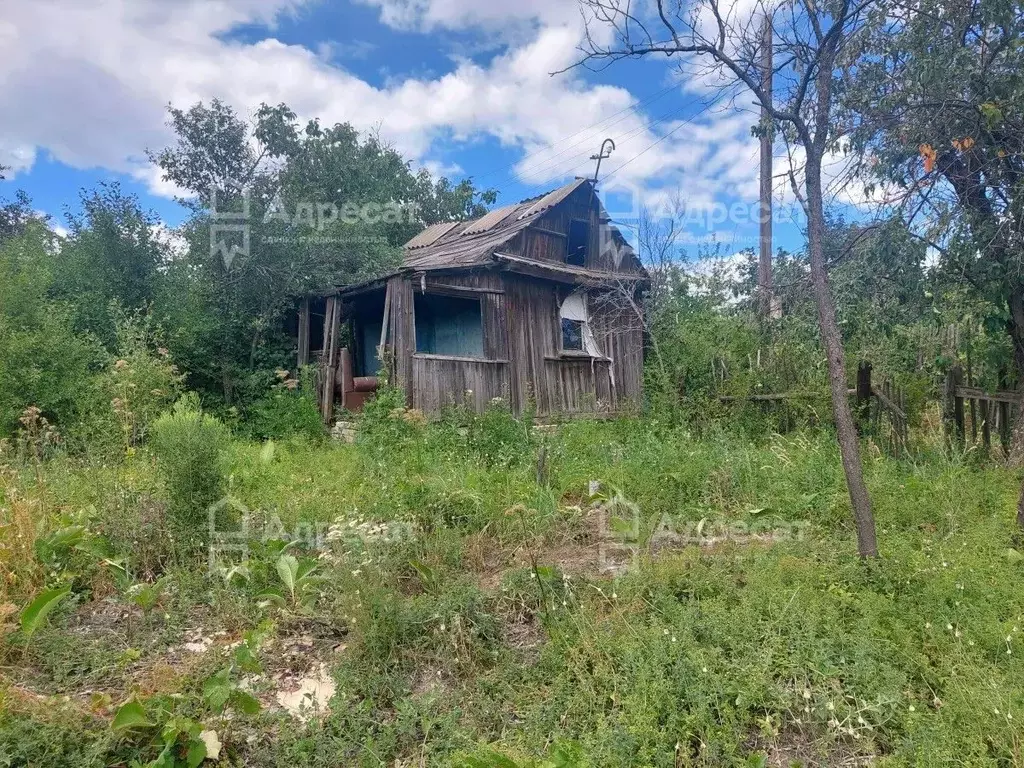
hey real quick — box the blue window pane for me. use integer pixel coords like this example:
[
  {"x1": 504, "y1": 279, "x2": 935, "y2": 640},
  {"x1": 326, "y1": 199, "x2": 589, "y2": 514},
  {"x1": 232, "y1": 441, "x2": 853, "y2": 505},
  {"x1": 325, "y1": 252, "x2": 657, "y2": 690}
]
[{"x1": 562, "y1": 317, "x2": 583, "y2": 351}]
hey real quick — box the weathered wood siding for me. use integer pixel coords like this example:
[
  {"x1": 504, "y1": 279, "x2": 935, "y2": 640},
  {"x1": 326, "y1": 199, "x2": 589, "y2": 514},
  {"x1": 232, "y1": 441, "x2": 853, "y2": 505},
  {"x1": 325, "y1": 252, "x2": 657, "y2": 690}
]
[
  {"x1": 411, "y1": 356, "x2": 511, "y2": 413},
  {"x1": 508, "y1": 184, "x2": 641, "y2": 274},
  {"x1": 542, "y1": 357, "x2": 613, "y2": 413},
  {"x1": 588, "y1": 292, "x2": 644, "y2": 410},
  {"x1": 384, "y1": 275, "x2": 415, "y2": 401},
  {"x1": 389, "y1": 271, "x2": 513, "y2": 412},
  {"x1": 374, "y1": 184, "x2": 644, "y2": 418}
]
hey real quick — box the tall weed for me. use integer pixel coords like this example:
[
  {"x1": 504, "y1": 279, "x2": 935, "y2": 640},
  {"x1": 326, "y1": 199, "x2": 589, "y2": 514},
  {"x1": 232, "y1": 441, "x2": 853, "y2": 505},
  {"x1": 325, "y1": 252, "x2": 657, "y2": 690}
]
[{"x1": 149, "y1": 394, "x2": 230, "y2": 553}]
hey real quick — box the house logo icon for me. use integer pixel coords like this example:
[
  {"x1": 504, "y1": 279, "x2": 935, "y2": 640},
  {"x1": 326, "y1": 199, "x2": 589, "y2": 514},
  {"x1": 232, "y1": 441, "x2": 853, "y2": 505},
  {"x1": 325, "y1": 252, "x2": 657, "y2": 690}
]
[{"x1": 209, "y1": 185, "x2": 250, "y2": 270}]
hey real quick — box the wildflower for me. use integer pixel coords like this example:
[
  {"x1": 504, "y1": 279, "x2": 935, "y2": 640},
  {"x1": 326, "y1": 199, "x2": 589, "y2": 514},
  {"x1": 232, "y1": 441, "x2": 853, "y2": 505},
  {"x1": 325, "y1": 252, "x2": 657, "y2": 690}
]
[{"x1": 908, "y1": 705, "x2": 915, "y2": 712}]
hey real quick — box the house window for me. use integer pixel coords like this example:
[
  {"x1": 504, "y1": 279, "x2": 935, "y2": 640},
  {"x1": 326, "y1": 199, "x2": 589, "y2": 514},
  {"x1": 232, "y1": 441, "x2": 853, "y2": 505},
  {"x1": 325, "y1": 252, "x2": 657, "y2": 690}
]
[
  {"x1": 561, "y1": 317, "x2": 584, "y2": 351},
  {"x1": 414, "y1": 292, "x2": 484, "y2": 357},
  {"x1": 567, "y1": 219, "x2": 589, "y2": 266},
  {"x1": 558, "y1": 292, "x2": 600, "y2": 356}
]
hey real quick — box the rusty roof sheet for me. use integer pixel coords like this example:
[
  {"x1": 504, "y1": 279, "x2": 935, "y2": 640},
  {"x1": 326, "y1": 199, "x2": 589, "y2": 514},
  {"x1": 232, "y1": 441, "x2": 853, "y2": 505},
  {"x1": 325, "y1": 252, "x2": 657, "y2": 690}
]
[
  {"x1": 405, "y1": 221, "x2": 462, "y2": 249},
  {"x1": 460, "y1": 202, "x2": 523, "y2": 235},
  {"x1": 400, "y1": 178, "x2": 592, "y2": 271}
]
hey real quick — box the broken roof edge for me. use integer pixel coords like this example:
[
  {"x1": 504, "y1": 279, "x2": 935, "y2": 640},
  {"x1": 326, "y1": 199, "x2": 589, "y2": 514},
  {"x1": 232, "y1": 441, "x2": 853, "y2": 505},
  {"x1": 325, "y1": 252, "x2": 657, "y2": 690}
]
[{"x1": 492, "y1": 253, "x2": 649, "y2": 286}]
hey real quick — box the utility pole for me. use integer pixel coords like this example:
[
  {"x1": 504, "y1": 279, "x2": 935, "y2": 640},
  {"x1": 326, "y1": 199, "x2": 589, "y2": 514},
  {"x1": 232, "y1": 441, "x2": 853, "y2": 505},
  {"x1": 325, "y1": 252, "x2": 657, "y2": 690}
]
[
  {"x1": 758, "y1": 11, "x2": 778, "y2": 319},
  {"x1": 589, "y1": 138, "x2": 616, "y2": 182}
]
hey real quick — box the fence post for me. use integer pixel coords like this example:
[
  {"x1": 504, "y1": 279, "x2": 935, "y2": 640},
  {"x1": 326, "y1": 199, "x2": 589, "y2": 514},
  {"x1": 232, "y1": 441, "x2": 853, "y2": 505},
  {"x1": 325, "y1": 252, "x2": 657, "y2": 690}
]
[
  {"x1": 856, "y1": 361, "x2": 872, "y2": 434},
  {"x1": 944, "y1": 365, "x2": 965, "y2": 448}
]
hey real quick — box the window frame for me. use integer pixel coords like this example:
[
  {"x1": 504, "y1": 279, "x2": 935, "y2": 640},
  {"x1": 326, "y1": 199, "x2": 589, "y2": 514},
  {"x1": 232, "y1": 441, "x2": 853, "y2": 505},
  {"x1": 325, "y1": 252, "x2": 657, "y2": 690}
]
[
  {"x1": 561, "y1": 316, "x2": 584, "y2": 352},
  {"x1": 412, "y1": 289, "x2": 488, "y2": 360},
  {"x1": 566, "y1": 219, "x2": 589, "y2": 267}
]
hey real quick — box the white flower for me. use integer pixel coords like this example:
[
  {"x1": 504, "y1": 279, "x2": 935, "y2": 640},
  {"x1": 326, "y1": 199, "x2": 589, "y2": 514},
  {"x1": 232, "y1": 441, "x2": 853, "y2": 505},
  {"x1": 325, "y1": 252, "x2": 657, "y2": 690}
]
[{"x1": 908, "y1": 705, "x2": 915, "y2": 712}]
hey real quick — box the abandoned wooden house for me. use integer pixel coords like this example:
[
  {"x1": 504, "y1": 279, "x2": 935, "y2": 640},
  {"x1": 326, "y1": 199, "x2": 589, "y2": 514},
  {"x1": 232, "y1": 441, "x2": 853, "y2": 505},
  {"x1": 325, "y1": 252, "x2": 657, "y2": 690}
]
[{"x1": 296, "y1": 177, "x2": 647, "y2": 420}]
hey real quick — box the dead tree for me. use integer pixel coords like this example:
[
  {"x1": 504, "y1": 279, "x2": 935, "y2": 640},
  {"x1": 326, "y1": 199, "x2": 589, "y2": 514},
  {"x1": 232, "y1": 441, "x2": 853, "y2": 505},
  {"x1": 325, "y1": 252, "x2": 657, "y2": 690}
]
[{"x1": 569, "y1": 0, "x2": 881, "y2": 557}]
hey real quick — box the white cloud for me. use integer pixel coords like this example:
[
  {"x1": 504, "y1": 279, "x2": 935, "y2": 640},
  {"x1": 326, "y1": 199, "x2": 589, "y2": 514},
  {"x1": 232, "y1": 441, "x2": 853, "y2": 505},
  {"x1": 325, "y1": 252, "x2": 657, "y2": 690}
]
[
  {"x1": 1, "y1": 0, "x2": 766, "y2": 223},
  {"x1": 358, "y1": 0, "x2": 579, "y2": 32}
]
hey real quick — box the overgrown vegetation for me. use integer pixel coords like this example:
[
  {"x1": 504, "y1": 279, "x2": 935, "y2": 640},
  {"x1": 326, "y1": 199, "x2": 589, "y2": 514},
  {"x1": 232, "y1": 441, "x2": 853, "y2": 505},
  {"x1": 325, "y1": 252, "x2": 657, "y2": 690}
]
[
  {"x1": 1, "y1": 408, "x2": 1022, "y2": 766},
  {"x1": 3, "y1": 10, "x2": 1024, "y2": 760}
]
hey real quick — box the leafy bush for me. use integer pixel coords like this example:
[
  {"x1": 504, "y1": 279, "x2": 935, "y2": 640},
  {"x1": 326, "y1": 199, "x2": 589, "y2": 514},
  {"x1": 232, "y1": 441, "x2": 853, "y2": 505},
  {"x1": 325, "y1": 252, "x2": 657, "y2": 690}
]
[
  {"x1": 71, "y1": 311, "x2": 184, "y2": 456},
  {"x1": 467, "y1": 399, "x2": 534, "y2": 469},
  {"x1": 245, "y1": 367, "x2": 324, "y2": 441},
  {"x1": 149, "y1": 394, "x2": 230, "y2": 552},
  {"x1": 0, "y1": 224, "x2": 109, "y2": 438}
]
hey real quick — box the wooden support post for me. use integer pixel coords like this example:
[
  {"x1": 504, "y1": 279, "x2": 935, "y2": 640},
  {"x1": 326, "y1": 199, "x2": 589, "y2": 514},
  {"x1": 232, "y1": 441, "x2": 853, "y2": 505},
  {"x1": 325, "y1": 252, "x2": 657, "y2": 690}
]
[
  {"x1": 981, "y1": 399, "x2": 992, "y2": 452},
  {"x1": 855, "y1": 361, "x2": 872, "y2": 434},
  {"x1": 953, "y1": 370, "x2": 965, "y2": 449},
  {"x1": 320, "y1": 296, "x2": 341, "y2": 422},
  {"x1": 339, "y1": 347, "x2": 354, "y2": 411},
  {"x1": 998, "y1": 366, "x2": 1012, "y2": 454},
  {"x1": 966, "y1": 350, "x2": 978, "y2": 444},
  {"x1": 297, "y1": 296, "x2": 310, "y2": 368},
  {"x1": 944, "y1": 365, "x2": 965, "y2": 448},
  {"x1": 1000, "y1": 399, "x2": 1011, "y2": 455}
]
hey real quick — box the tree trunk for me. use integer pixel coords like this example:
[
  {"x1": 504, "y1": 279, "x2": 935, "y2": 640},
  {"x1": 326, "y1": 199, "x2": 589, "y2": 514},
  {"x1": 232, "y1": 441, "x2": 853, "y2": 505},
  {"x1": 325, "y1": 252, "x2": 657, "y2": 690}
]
[
  {"x1": 1005, "y1": 288, "x2": 1024, "y2": 472},
  {"x1": 1016, "y1": 478, "x2": 1024, "y2": 532},
  {"x1": 805, "y1": 154, "x2": 879, "y2": 558}
]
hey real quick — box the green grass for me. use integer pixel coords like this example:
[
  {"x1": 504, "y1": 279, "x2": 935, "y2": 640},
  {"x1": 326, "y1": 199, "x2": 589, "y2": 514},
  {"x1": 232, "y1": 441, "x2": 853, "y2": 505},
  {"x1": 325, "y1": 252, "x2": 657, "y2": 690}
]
[{"x1": 1, "y1": 408, "x2": 1022, "y2": 767}]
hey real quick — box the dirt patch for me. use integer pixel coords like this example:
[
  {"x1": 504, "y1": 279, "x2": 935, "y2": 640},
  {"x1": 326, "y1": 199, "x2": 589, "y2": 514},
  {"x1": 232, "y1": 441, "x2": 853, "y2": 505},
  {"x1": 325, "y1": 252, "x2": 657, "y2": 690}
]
[
  {"x1": 475, "y1": 508, "x2": 631, "y2": 592},
  {"x1": 410, "y1": 666, "x2": 449, "y2": 698},
  {"x1": 242, "y1": 619, "x2": 347, "y2": 720},
  {"x1": 747, "y1": 726, "x2": 876, "y2": 767}
]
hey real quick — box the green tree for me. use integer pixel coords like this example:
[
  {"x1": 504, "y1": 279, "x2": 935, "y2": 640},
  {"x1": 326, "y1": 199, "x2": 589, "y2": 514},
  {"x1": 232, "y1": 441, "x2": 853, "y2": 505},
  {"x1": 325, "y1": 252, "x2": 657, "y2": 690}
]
[
  {"x1": 0, "y1": 223, "x2": 105, "y2": 434},
  {"x1": 575, "y1": 0, "x2": 884, "y2": 556},
  {"x1": 52, "y1": 183, "x2": 167, "y2": 348},
  {"x1": 147, "y1": 99, "x2": 495, "y2": 406},
  {"x1": 847, "y1": 0, "x2": 1024, "y2": 381}
]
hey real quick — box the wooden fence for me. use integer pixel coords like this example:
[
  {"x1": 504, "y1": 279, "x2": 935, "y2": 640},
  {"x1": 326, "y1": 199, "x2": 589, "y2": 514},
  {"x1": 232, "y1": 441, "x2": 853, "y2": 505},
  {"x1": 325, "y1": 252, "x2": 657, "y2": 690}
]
[
  {"x1": 944, "y1": 364, "x2": 1020, "y2": 453},
  {"x1": 855, "y1": 362, "x2": 909, "y2": 454},
  {"x1": 716, "y1": 362, "x2": 910, "y2": 454}
]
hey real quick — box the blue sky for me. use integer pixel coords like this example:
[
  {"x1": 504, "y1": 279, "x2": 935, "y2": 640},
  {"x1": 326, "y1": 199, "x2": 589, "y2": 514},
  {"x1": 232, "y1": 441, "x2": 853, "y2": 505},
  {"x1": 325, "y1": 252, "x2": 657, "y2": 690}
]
[{"x1": 1, "y1": 0, "x2": 813, "y2": 255}]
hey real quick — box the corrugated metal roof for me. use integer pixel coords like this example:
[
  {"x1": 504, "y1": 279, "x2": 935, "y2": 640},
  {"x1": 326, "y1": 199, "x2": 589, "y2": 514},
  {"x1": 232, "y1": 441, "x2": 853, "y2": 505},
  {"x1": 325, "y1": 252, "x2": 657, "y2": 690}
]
[
  {"x1": 399, "y1": 179, "x2": 592, "y2": 271},
  {"x1": 516, "y1": 177, "x2": 588, "y2": 220},
  {"x1": 405, "y1": 221, "x2": 462, "y2": 249},
  {"x1": 460, "y1": 202, "x2": 521, "y2": 235}
]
